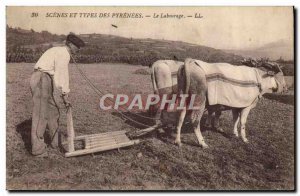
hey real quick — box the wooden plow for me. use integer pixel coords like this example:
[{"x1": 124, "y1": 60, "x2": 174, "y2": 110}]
[{"x1": 64, "y1": 106, "x2": 162, "y2": 157}]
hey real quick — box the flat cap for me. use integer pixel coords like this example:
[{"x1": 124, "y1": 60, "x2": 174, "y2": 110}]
[{"x1": 66, "y1": 33, "x2": 85, "y2": 48}]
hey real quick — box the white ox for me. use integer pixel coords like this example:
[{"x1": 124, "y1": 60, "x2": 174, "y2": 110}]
[
  {"x1": 175, "y1": 58, "x2": 287, "y2": 148},
  {"x1": 150, "y1": 60, "x2": 183, "y2": 125},
  {"x1": 150, "y1": 59, "x2": 223, "y2": 130}
]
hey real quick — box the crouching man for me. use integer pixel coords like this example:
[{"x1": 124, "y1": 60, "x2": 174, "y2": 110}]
[{"x1": 30, "y1": 33, "x2": 85, "y2": 156}]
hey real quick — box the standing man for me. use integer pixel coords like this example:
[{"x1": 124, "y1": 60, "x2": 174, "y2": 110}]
[{"x1": 30, "y1": 33, "x2": 85, "y2": 156}]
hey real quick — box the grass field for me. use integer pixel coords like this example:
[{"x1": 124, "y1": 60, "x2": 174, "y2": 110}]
[{"x1": 6, "y1": 63, "x2": 294, "y2": 190}]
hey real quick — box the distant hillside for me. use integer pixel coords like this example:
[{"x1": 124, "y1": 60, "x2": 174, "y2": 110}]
[
  {"x1": 225, "y1": 39, "x2": 294, "y2": 61},
  {"x1": 6, "y1": 25, "x2": 65, "y2": 49},
  {"x1": 6, "y1": 26, "x2": 243, "y2": 66}
]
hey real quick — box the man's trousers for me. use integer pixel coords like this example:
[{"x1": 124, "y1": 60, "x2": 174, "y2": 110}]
[{"x1": 30, "y1": 70, "x2": 60, "y2": 155}]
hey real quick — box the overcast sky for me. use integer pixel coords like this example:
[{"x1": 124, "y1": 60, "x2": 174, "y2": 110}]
[{"x1": 6, "y1": 6, "x2": 293, "y2": 50}]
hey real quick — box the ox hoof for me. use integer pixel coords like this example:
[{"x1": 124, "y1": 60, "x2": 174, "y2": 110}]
[
  {"x1": 201, "y1": 143, "x2": 209, "y2": 149},
  {"x1": 242, "y1": 138, "x2": 249, "y2": 143},
  {"x1": 174, "y1": 140, "x2": 182, "y2": 147}
]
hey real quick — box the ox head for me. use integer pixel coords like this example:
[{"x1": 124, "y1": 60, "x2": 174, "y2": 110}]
[
  {"x1": 261, "y1": 61, "x2": 288, "y2": 93},
  {"x1": 273, "y1": 69, "x2": 288, "y2": 93},
  {"x1": 241, "y1": 58, "x2": 287, "y2": 93}
]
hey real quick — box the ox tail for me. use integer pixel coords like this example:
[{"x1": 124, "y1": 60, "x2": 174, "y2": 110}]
[
  {"x1": 184, "y1": 58, "x2": 193, "y2": 94},
  {"x1": 151, "y1": 62, "x2": 159, "y2": 94}
]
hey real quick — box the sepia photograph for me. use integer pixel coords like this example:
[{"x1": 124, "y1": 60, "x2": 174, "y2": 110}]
[{"x1": 6, "y1": 6, "x2": 294, "y2": 190}]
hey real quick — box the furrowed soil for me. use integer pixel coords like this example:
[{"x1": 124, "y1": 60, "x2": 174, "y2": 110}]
[{"x1": 6, "y1": 63, "x2": 294, "y2": 190}]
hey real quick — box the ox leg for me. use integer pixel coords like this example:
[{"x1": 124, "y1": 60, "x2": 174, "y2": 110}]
[
  {"x1": 175, "y1": 107, "x2": 186, "y2": 146},
  {"x1": 191, "y1": 97, "x2": 208, "y2": 148},
  {"x1": 154, "y1": 92, "x2": 165, "y2": 134},
  {"x1": 155, "y1": 109, "x2": 164, "y2": 132},
  {"x1": 214, "y1": 111, "x2": 224, "y2": 132},
  {"x1": 232, "y1": 109, "x2": 240, "y2": 137},
  {"x1": 175, "y1": 67, "x2": 186, "y2": 146},
  {"x1": 240, "y1": 107, "x2": 251, "y2": 143},
  {"x1": 194, "y1": 123, "x2": 208, "y2": 148},
  {"x1": 155, "y1": 109, "x2": 161, "y2": 125},
  {"x1": 205, "y1": 110, "x2": 213, "y2": 128}
]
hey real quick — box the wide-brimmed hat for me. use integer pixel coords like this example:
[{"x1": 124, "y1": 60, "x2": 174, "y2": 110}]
[{"x1": 66, "y1": 33, "x2": 85, "y2": 49}]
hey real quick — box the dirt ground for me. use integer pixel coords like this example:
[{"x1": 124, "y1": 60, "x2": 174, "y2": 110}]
[{"x1": 6, "y1": 63, "x2": 295, "y2": 190}]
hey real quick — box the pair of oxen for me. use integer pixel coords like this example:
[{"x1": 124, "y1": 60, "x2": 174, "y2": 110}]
[{"x1": 150, "y1": 58, "x2": 287, "y2": 148}]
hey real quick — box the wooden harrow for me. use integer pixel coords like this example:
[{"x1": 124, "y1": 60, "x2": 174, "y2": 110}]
[{"x1": 64, "y1": 106, "x2": 162, "y2": 157}]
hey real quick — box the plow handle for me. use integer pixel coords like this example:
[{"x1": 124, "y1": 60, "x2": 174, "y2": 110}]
[{"x1": 66, "y1": 106, "x2": 75, "y2": 152}]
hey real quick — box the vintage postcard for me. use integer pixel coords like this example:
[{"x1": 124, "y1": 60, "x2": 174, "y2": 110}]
[{"x1": 6, "y1": 6, "x2": 294, "y2": 190}]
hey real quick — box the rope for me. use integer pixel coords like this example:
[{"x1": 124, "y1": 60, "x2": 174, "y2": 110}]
[
  {"x1": 72, "y1": 56, "x2": 159, "y2": 120},
  {"x1": 70, "y1": 55, "x2": 156, "y2": 128}
]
